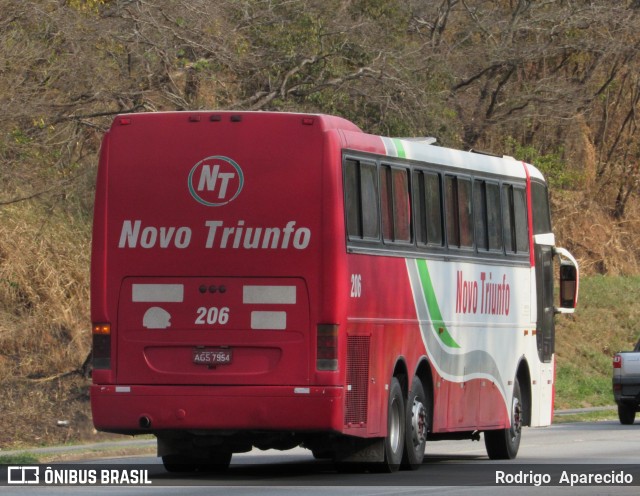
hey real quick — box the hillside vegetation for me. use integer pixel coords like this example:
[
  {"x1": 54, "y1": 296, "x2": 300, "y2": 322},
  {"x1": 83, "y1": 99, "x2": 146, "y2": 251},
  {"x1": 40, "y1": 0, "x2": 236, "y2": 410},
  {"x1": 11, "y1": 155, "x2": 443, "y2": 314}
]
[{"x1": 2, "y1": 0, "x2": 640, "y2": 448}]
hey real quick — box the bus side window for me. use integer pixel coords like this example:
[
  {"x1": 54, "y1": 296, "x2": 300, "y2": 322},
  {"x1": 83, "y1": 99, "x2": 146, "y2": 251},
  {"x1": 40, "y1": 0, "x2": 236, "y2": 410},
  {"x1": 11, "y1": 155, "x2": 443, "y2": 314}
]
[
  {"x1": 531, "y1": 182, "x2": 552, "y2": 234},
  {"x1": 458, "y1": 178, "x2": 473, "y2": 248},
  {"x1": 425, "y1": 172, "x2": 443, "y2": 246},
  {"x1": 513, "y1": 187, "x2": 529, "y2": 253},
  {"x1": 445, "y1": 175, "x2": 473, "y2": 249},
  {"x1": 487, "y1": 182, "x2": 503, "y2": 251},
  {"x1": 413, "y1": 170, "x2": 443, "y2": 247},
  {"x1": 445, "y1": 176, "x2": 459, "y2": 247},
  {"x1": 345, "y1": 160, "x2": 361, "y2": 238},
  {"x1": 473, "y1": 180, "x2": 488, "y2": 250},
  {"x1": 413, "y1": 170, "x2": 428, "y2": 245},
  {"x1": 380, "y1": 166, "x2": 392, "y2": 240},
  {"x1": 360, "y1": 163, "x2": 380, "y2": 239},
  {"x1": 381, "y1": 165, "x2": 411, "y2": 243},
  {"x1": 345, "y1": 159, "x2": 380, "y2": 241},
  {"x1": 392, "y1": 168, "x2": 411, "y2": 242},
  {"x1": 502, "y1": 184, "x2": 529, "y2": 255},
  {"x1": 502, "y1": 184, "x2": 515, "y2": 253},
  {"x1": 474, "y1": 180, "x2": 503, "y2": 253}
]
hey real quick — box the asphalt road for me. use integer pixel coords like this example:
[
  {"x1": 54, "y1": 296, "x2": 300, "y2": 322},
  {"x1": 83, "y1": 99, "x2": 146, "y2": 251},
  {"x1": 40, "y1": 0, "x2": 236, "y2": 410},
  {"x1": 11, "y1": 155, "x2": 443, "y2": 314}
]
[{"x1": 3, "y1": 420, "x2": 640, "y2": 495}]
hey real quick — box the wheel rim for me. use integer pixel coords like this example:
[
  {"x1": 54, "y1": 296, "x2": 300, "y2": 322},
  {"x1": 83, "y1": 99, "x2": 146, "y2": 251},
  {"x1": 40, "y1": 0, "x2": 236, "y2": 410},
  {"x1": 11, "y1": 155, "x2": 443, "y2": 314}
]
[
  {"x1": 411, "y1": 398, "x2": 427, "y2": 448},
  {"x1": 389, "y1": 396, "x2": 402, "y2": 452},
  {"x1": 510, "y1": 396, "x2": 522, "y2": 441}
]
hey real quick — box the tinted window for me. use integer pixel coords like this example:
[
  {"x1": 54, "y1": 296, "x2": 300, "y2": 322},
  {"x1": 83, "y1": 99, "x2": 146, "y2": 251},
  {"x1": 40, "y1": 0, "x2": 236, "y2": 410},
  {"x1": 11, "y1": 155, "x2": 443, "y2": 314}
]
[
  {"x1": 345, "y1": 154, "x2": 532, "y2": 262},
  {"x1": 413, "y1": 171, "x2": 428, "y2": 245},
  {"x1": 458, "y1": 178, "x2": 473, "y2": 247},
  {"x1": 345, "y1": 159, "x2": 379, "y2": 240},
  {"x1": 446, "y1": 176, "x2": 473, "y2": 249},
  {"x1": 486, "y1": 182, "x2": 503, "y2": 251},
  {"x1": 425, "y1": 173, "x2": 443, "y2": 246},
  {"x1": 513, "y1": 187, "x2": 529, "y2": 253},
  {"x1": 380, "y1": 167, "x2": 392, "y2": 240},
  {"x1": 360, "y1": 163, "x2": 379, "y2": 239},
  {"x1": 473, "y1": 180, "x2": 487, "y2": 250},
  {"x1": 392, "y1": 168, "x2": 411, "y2": 242},
  {"x1": 502, "y1": 184, "x2": 514, "y2": 253},
  {"x1": 531, "y1": 181, "x2": 551, "y2": 235},
  {"x1": 381, "y1": 166, "x2": 411, "y2": 243},
  {"x1": 445, "y1": 176, "x2": 458, "y2": 247},
  {"x1": 345, "y1": 160, "x2": 360, "y2": 237},
  {"x1": 413, "y1": 170, "x2": 443, "y2": 247},
  {"x1": 502, "y1": 184, "x2": 529, "y2": 254}
]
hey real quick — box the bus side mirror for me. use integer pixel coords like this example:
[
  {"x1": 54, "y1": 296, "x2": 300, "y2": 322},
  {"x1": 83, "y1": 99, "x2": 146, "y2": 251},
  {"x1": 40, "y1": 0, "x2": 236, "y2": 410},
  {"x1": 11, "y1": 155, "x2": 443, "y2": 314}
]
[
  {"x1": 554, "y1": 246, "x2": 579, "y2": 314},
  {"x1": 559, "y1": 263, "x2": 577, "y2": 309}
]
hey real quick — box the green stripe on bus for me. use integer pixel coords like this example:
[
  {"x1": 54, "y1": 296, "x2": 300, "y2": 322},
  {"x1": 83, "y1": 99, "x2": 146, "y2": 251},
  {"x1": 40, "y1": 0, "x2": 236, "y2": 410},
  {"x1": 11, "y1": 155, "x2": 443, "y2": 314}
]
[
  {"x1": 392, "y1": 138, "x2": 406, "y2": 159},
  {"x1": 416, "y1": 259, "x2": 460, "y2": 349}
]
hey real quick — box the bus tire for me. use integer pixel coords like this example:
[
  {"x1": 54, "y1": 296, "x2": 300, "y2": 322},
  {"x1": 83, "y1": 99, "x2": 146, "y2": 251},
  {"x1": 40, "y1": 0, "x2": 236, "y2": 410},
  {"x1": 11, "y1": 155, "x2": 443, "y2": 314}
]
[
  {"x1": 618, "y1": 403, "x2": 636, "y2": 425},
  {"x1": 381, "y1": 377, "x2": 405, "y2": 472},
  {"x1": 484, "y1": 378, "x2": 522, "y2": 460},
  {"x1": 402, "y1": 377, "x2": 428, "y2": 470}
]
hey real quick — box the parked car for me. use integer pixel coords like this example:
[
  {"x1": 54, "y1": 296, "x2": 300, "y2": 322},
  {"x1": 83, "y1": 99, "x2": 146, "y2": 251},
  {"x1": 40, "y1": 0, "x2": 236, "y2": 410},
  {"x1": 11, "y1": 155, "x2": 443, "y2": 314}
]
[{"x1": 612, "y1": 338, "x2": 640, "y2": 424}]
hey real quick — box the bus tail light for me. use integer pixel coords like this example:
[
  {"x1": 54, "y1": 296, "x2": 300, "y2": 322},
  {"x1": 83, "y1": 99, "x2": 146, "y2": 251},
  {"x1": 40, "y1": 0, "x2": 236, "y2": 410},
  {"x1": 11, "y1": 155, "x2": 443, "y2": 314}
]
[
  {"x1": 317, "y1": 324, "x2": 339, "y2": 371},
  {"x1": 92, "y1": 322, "x2": 111, "y2": 370},
  {"x1": 613, "y1": 355, "x2": 622, "y2": 369}
]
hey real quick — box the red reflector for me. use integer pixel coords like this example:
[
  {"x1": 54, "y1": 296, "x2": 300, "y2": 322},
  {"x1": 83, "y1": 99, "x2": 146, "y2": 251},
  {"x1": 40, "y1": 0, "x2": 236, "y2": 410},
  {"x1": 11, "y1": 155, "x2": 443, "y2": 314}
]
[
  {"x1": 302, "y1": 117, "x2": 314, "y2": 126},
  {"x1": 118, "y1": 117, "x2": 132, "y2": 126}
]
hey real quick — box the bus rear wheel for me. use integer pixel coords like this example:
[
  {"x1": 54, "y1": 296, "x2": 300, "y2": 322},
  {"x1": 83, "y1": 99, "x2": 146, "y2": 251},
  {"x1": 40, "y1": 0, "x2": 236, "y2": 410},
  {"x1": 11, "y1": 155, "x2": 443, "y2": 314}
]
[
  {"x1": 381, "y1": 377, "x2": 405, "y2": 472},
  {"x1": 484, "y1": 378, "x2": 522, "y2": 460},
  {"x1": 402, "y1": 377, "x2": 428, "y2": 470}
]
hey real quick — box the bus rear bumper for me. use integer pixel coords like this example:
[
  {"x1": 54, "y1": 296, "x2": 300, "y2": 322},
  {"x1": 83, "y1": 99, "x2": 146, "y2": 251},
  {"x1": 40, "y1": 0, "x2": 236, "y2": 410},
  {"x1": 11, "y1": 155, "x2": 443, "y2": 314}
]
[{"x1": 91, "y1": 384, "x2": 344, "y2": 434}]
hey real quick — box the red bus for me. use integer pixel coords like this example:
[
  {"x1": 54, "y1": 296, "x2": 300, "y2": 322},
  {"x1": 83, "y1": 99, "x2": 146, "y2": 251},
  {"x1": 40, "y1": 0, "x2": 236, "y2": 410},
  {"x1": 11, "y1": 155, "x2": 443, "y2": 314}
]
[{"x1": 91, "y1": 111, "x2": 578, "y2": 471}]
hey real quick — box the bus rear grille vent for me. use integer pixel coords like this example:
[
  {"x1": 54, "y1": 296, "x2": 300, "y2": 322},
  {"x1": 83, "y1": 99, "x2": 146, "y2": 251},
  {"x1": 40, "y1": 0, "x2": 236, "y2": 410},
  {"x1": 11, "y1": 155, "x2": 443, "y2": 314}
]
[{"x1": 345, "y1": 335, "x2": 370, "y2": 426}]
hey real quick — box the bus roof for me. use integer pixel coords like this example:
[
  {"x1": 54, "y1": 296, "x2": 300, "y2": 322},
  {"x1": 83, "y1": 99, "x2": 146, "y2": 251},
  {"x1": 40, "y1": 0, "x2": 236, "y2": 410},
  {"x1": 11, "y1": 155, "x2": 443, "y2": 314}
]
[
  {"x1": 341, "y1": 130, "x2": 546, "y2": 183},
  {"x1": 107, "y1": 111, "x2": 547, "y2": 183}
]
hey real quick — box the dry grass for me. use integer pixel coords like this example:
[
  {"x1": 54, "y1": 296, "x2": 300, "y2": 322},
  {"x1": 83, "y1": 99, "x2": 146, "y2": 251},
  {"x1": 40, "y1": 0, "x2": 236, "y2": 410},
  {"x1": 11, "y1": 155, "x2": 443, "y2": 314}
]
[
  {"x1": 0, "y1": 201, "x2": 96, "y2": 449},
  {"x1": 552, "y1": 189, "x2": 640, "y2": 276},
  {"x1": 0, "y1": 202, "x2": 91, "y2": 382}
]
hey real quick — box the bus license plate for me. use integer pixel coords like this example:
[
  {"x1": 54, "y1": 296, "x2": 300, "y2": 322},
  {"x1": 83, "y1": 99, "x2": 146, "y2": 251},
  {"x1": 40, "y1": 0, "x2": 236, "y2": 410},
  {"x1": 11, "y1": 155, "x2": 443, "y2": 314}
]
[{"x1": 193, "y1": 348, "x2": 233, "y2": 365}]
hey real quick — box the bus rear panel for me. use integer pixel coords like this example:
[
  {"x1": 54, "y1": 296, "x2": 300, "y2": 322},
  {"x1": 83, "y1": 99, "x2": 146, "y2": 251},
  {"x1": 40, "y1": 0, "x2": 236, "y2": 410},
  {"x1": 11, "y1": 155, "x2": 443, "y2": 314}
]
[{"x1": 91, "y1": 113, "x2": 351, "y2": 433}]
